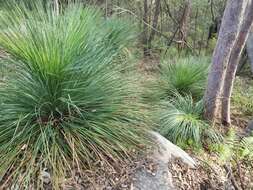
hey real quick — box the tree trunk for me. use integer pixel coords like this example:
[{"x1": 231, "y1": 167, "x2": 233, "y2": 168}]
[
  {"x1": 147, "y1": 0, "x2": 161, "y2": 54},
  {"x1": 221, "y1": 1, "x2": 253, "y2": 125},
  {"x1": 246, "y1": 27, "x2": 253, "y2": 73},
  {"x1": 204, "y1": 0, "x2": 248, "y2": 122},
  {"x1": 178, "y1": 0, "x2": 192, "y2": 49},
  {"x1": 54, "y1": 0, "x2": 59, "y2": 15},
  {"x1": 143, "y1": 0, "x2": 149, "y2": 56}
]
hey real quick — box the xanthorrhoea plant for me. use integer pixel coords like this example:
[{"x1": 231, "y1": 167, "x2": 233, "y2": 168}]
[
  {"x1": 159, "y1": 94, "x2": 222, "y2": 147},
  {"x1": 0, "y1": 2, "x2": 148, "y2": 188},
  {"x1": 158, "y1": 57, "x2": 209, "y2": 100}
]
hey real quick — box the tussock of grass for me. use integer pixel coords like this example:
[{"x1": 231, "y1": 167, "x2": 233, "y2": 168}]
[
  {"x1": 142, "y1": 56, "x2": 215, "y2": 149},
  {"x1": 159, "y1": 94, "x2": 222, "y2": 147},
  {"x1": 157, "y1": 56, "x2": 209, "y2": 100},
  {"x1": 0, "y1": 2, "x2": 148, "y2": 188}
]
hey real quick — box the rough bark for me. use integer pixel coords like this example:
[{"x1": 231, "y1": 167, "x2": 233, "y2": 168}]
[
  {"x1": 146, "y1": 0, "x2": 161, "y2": 56},
  {"x1": 204, "y1": 0, "x2": 248, "y2": 122},
  {"x1": 221, "y1": 1, "x2": 253, "y2": 125},
  {"x1": 178, "y1": 0, "x2": 192, "y2": 49},
  {"x1": 143, "y1": 0, "x2": 149, "y2": 56},
  {"x1": 54, "y1": 0, "x2": 59, "y2": 15},
  {"x1": 246, "y1": 27, "x2": 253, "y2": 73}
]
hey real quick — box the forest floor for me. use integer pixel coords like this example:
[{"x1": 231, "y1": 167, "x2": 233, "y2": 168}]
[
  {"x1": 135, "y1": 59, "x2": 253, "y2": 190},
  {"x1": 62, "y1": 60, "x2": 253, "y2": 190},
  {"x1": 0, "y1": 54, "x2": 253, "y2": 189}
]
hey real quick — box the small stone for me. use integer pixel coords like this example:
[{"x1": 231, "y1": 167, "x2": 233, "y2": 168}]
[
  {"x1": 121, "y1": 184, "x2": 128, "y2": 188},
  {"x1": 132, "y1": 131, "x2": 196, "y2": 190},
  {"x1": 41, "y1": 170, "x2": 51, "y2": 184},
  {"x1": 21, "y1": 144, "x2": 27, "y2": 150}
]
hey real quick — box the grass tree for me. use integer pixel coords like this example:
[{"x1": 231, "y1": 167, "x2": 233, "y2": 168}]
[
  {"x1": 159, "y1": 94, "x2": 221, "y2": 148},
  {"x1": 0, "y1": 2, "x2": 148, "y2": 188},
  {"x1": 156, "y1": 56, "x2": 209, "y2": 100}
]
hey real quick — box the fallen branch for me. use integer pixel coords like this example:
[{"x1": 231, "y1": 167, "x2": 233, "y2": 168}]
[
  {"x1": 235, "y1": 160, "x2": 245, "y2": 190},
  {"x1": 224, "y1": 164, "x2": 240, "y2": 190},
  {"x1": 194, "y1": 157, "x2": 219, "y2": 176}
]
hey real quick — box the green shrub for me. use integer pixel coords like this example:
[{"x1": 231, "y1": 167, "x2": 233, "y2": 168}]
[
  {"x1": 211, "y1": 129, "x2": 253, "y2": 163},
  {"x1": 157, "y1": 56, "x2": 209, "y2": 100},
  {"x1": 206, "y1": 36, "x2": 217, "y2": 54},
  {"x1": 0, "y1": 2, "x2": 148, "y2": 188},
  {"x1": 159, "y1": 94, "x2": 221, "y2": 148},
  {"x1": 239, "y1": 136, "x2": 253, "y2": 159},
  {"x1": 208, "y1": 129, "x2": 236, "y2": 163},
  {"x1": 232, "y1": 77, "x2": 253, "y2": 116}
]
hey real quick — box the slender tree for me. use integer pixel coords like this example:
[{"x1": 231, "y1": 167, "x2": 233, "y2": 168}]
[
  {"x1": 204, "y1": 0, "x2": 253, "y2": 124},
  {"x1": 54, "y1": 0, "x2": 59, "y2": 15},
  {"x1": 147, "y1": 0, "x2": 161, "y2": 53},
  {"x1": 143, "y1": 0, "x2": 149, "y2": 56},
  {"x1": 178, "y1": 0, "x2": 192, "y2": 49},
  {"x1": 204, "y1": 0, "x2": 249, "y2": 123},
  {"x1": 221, "y1": 1, "x2": 253, "y2": 125}
]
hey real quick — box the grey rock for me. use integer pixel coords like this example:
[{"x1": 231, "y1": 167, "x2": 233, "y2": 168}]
[
  {"x1": 133, "y1": 162, "x2": 174, "y2": 190},
  {"x1": 133, "y1": 131, "x2": 196, "y2": 190},
  {"x1": 150, "y1": 131, "x2": 196, "y2": 168},
  {"x1": 40, "y1": 170, "x2": 51, "y2": 184}
]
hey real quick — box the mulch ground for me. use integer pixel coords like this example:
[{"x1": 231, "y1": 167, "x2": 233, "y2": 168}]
[{"x1": 168, "y1": 156, "x2": 230, "y2": 190}]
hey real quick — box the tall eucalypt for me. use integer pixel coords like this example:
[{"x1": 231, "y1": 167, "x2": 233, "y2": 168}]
[{"x1": 0, "y1": 1, "x2": 147, "y2": 188}]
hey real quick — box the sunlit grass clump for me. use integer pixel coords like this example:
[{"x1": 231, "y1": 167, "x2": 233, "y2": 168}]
[
  {"x1": 0, "y1": 2, "x2": 148, "y2": 188},
  {"x1": 157, "y1": 56, "x2": 209, "y2": 99},
  {"x1": 159, "y1": 94, "x2": 221, "y2": 147}
]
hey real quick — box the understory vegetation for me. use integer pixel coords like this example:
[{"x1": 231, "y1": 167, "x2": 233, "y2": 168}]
[
  {"x1": 0, "y1": 2, "x2": 148, "y2": 188},
  {"x1": 159, "y1": 94, "x2": 221, "y2": 148},
  {"x1": 148, "y1": 56, "x2": 219, "y2": 149},
  {"x1": 232, "y1": 77, "x2": 253, "y2": 116},
  {"x1": 158, "y1": 56, "x2": 210, "y2": 99}
]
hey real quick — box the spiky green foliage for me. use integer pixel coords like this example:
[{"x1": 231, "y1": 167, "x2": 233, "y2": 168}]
[
  {"x1": 158, "y1": 56, "x2": 209, "y2": 99},
  {"x1": 232, "y1": 77, "x2": 253, "y2": 116},
  {"x1": 159, "y1": 94, "x2": 221, "y2": 147},
  {"x1": 0, "y1": 2, "x2": 148, "y2": 188},
  {"x1": 238, "y1": 136, "x2": 253, "y2": 159},
  {"x1": 211, "y1": 129, "x2": 253, "y2": 163}
]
